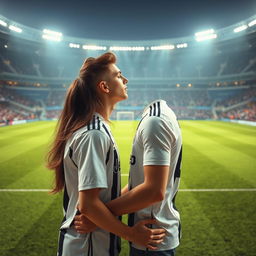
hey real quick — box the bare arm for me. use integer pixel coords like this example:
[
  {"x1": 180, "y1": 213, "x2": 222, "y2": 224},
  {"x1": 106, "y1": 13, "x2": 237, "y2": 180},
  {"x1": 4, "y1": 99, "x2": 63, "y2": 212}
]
[
  {"x1": 78, "y1": 188, "x2": 166, "y2": 250},
  {"x1": 106, "y1": 165, "x2": 169, "y2": 216},
  {"x1": 121, "y1": 184, "x2": 129, "y2": 195}
]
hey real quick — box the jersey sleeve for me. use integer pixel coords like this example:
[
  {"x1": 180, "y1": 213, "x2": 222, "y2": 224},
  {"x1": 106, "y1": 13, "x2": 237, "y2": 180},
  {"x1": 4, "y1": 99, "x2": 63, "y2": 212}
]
[
  {"x1": 75, "y1": 130, "x2": 110, "y2": 191},
  {"x1": 141, "y1": 116, "x2": 175, "y2": 166}
]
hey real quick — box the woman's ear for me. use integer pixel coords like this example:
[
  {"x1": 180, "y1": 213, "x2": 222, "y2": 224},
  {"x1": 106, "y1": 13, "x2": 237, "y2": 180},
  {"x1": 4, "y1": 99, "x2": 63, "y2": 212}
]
[{"x1": 98, "y1": 81, "x2": 109, "y2": 93}]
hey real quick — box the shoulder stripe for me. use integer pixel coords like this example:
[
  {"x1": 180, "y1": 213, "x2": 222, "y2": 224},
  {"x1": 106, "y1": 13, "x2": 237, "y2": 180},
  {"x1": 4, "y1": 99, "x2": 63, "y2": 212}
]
[
  {"x1": 153, "y1": 102, "x2": 156, "y2": 116},
  {"x1": 86, "y1": 115, "x2": 101, "y2": 131},
  {"x1": 149, "y1": 101, "x2": 161, "y2": 117},
  {"x1": 96, "y1": 116, "x2": 100, "y2": 130},
  {"x1": 157, "y1": 101, "x2": 161, "y2": 117},
  {"x1": 149, "y1": 105, "x2": 152, "y2": 116},
  {"x1": 92, "y1": 115, "x2": 96, "y2": 129}
]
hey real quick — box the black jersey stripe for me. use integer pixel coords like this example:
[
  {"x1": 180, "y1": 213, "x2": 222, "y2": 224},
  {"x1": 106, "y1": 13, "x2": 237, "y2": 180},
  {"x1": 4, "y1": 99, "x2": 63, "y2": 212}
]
[
  {"x1": 58, "y1": 185, "x2": 69, "y2": 256},
  {"x1": 157, "y1": 101, "x2": 161, "y2": 117},
  {"x1": 96, "y1": 116, "x2": 100, "y2": 130},
  {"x1": 57, "y1": 229, "x2": 67, "y2": 256},
  {"x1": 174, "y1": 146, "x2": 182, "y2": 181},
  {"x1": 109, "y1": 149, "x2": 120, "y2": 255},
  {"x1": 178, "y1": 221, "x2": 182, "y2": 242},
  {"x1": 88, "y1": 233, "x2": 94, "y2": 256},
  {"x1": 87, "y1": 122, "x2": 91, "y2": 131},
  {"x1": 69, "y1": 147, "x2": 77, "y2": 168},
  {"x1": 102, "y1": 124, "x2": 115, "y2": 144},
  {"x1": 92, "y1": 115, "x2": 96, "y2": 130},
  {"x1": 105, "y1": 148, "x2": 110, "y2": 164},
  {"x1": 153, "y1": 102, "x2": 156, "y2": 116},
  {"x1": 149, "y1": 105, "x2": 152, "y2": 116},
  {"x1": 63, "y1": 185, "x2": 69, "y2": 213},
  {"x1": 102, "y1": 123, "x2": 121, "y2": 255}
]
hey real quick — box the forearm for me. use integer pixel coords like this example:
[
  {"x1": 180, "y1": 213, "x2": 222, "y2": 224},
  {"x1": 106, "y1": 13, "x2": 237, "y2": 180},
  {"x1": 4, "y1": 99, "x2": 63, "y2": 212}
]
[
  {"x1": 121, "y1": 184, "x2": 129, "y2": 195},
  {"x1": 79, "y1": 197, "x2": 132, "y2": 241},
  {"x1": 106, "y1": 183, "x2": 161, "y2": 216}
]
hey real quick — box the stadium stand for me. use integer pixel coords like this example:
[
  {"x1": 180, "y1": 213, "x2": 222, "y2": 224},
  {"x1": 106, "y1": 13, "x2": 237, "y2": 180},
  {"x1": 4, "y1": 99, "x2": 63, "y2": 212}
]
[{"x1": 0, "y1": 15, "x2": 255, "y2": 125}]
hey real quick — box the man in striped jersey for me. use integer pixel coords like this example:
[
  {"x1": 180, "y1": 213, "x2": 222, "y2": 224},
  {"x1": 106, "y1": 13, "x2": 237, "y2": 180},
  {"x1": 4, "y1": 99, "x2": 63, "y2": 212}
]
[
  {"x1": 126, "y1": 99, "x2": 182, "y2": 255},
  {"x1": 75, "y1": 99, "x2": 182, "y2": 255}
]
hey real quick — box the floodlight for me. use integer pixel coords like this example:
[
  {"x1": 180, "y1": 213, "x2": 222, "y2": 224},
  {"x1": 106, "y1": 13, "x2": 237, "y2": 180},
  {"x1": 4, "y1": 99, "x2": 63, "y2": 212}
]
[
  {"x1": 82, "y1": 45, "x2": 107, "y2": 50},
  {"x1": 195, "y1": 29, "x2": 214, "y2": 37},
  {"x1": 9, "y1": 25, "x2": 22, "y2": 33},
  {"x1": 151, "y1": 45, "x2": 175, "y2": 50},
  {"x1": 176, "y1": 43, "x2": 188, "y2": 48},
  {"x1": 233, "y1": 25, "x2": 248, "y2": 33},
  {"x1": 248, "y1": 19, "x2": 256, "y2": 27},
  {"x1": 195, "y1": 33, "x2": 217, "y2": 42},
  {"x1": 69, "y1": 43, "x2": 80, "y2": 48},
  {"x1": 42, "y1": 34, "x2": 62, "y2": 41},
  {"x1": 0, "y1": 20, "x2": 7, "y2": 27},
  {"x1": 43, "y1": 29, "x2": 62, "y2": 37},
  {"x1": 109, "y1": 46, "x2": 145, "y2": 51}
]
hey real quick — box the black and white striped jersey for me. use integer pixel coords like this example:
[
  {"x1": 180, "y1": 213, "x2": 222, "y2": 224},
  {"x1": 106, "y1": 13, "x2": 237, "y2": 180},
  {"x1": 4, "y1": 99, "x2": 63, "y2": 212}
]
[
  {"x1": 128, "y1": 99, "x2": 182, "y2": 251},
  {"x1": 58, "y1": 113, "x2": 121, "y2": 256}
]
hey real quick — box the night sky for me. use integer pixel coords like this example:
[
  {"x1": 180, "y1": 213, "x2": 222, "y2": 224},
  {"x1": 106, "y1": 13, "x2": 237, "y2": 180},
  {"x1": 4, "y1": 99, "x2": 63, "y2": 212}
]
[{"x1": 1, "y1": 0, "x2": 256, "y2": 40}]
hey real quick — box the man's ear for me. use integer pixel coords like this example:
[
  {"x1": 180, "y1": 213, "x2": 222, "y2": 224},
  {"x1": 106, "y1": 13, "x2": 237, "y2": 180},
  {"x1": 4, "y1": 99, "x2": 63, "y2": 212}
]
[{"x1": 98, "y1": 81, "x2": 109, "y2": 93}]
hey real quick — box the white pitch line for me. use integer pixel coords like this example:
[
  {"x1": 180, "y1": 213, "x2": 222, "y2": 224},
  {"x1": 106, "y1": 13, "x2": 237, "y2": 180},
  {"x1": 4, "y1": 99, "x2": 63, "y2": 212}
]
[
  {"x1": 179, "y1": 188, "x2": 256, "y2": 192},
  {"x1": 0, "y1": 188, "x2": 256, "y2": 192}
]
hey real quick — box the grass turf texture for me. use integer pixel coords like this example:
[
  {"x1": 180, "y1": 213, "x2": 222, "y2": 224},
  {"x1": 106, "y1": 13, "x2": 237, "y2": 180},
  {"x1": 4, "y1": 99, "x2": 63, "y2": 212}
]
[{"x1": 0, "y1": 120, "x2": 255, "y2": 256}]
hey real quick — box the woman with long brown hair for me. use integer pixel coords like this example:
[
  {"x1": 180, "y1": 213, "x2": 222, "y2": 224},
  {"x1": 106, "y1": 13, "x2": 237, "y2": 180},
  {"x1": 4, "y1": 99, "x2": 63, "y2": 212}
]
[{"x1": 47, "y1": 52, "x2": 165, "y2": 256}]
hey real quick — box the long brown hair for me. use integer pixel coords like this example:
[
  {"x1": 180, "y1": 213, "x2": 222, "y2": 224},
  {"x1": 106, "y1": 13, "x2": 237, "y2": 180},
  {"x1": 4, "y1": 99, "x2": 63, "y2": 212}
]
[{"x1": 47, "y1": 52, "x2": 116, "y2": 193}]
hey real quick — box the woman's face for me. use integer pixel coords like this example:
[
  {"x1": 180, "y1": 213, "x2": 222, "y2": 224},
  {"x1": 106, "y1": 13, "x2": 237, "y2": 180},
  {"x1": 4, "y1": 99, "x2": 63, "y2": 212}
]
[{"x1": 105, "y1": 64, "x2": 128, "y2": 103}]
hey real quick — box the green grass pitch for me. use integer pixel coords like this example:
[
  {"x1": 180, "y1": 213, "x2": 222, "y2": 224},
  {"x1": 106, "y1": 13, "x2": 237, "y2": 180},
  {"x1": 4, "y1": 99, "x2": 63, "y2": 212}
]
[{"x1": 0, "y1": 120, "x2": 255, "y2": 256}]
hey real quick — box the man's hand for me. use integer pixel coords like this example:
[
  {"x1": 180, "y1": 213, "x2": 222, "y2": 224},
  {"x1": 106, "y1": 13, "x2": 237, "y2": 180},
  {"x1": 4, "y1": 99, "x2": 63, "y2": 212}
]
[
  {"x1": 74, "y1": 214, "x2": 97, "y2": 234},
  {"x1": 130, "y1": 219, "x2": 166, "y2": 250}
]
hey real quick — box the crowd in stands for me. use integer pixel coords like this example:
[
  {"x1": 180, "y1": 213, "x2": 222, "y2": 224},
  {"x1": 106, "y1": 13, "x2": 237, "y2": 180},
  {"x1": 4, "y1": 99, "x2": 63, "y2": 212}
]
[
  {"x1": 0, "y1": 84, "x2": 255, "y2": 125},
  {"x1": 219, "y1": 102, "x2": 256, "y2": 122},
  {"x1": 0, "y1": 103, "x2": 35, "y2": 126},
  {"x1": 0, "y1": 87, "x2": 38, "y2": 108},
  {"x1": 216, "y1": 88, "x2": 256, "y2": 108}
]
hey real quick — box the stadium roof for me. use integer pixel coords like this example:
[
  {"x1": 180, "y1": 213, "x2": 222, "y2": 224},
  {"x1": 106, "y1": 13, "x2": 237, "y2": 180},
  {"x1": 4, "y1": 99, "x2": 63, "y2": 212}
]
[{"x1": 1, "y1": 0, "x2": 256, "y2": 40}]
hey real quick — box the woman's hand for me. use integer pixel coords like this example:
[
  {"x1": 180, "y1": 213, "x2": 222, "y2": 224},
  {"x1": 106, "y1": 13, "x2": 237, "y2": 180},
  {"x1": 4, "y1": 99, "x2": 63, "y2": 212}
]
[
  {"x1": 129, "y1": 219, "x2": 166, "y2": 250},
  {"x1": 74, "y1": 214, "x2": 97, "y2": 234}
]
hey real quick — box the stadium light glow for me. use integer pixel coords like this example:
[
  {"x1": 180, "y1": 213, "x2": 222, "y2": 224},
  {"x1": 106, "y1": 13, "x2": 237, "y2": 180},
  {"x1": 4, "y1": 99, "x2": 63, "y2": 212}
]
[
  {"x1": 176, "y1": 43, "x2": 188, "y2": 48},
  {"x1": 109, "y1": 46, "x2": 145, "y2": 51},
  {"x1": 69, "y1": 43, "x2": 80, "y2": 48},
  {"x1": 150, "y1": 45, "x2": 175, "y2": 50},
  {"x1": 196, "y1": 33, "x2": 217, "y2": 42},
  {"x1": 248, "y1": 19, "x2": 256, "y2": 27},
  {"x1": 42, "y1": 29, "x2": 62, "y2": 41},
  {"x1": 43, "y1": 29, "x2": 62, "y2": 37},
  {"x1": 42, "y1": 34, "x2": 62, "y2": 41},
  {"x1": 0, "y1": 20, "x2": 7, "y2": 27},
  {"x1": 233, "y1": 25, "x2": 248, "y2": 33},
  {"x1": 83, "y1": 45, "x2": 107, "y2": 50},
  {"x1": 9, "y1": 25, "x2": 22, "y2": 33},
  {"x1": 195, "y1": 29, "x2": 217, "y2": 42},
  {"x1": 195, "y1": 29, "x2": 215, "y2": 37}
]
